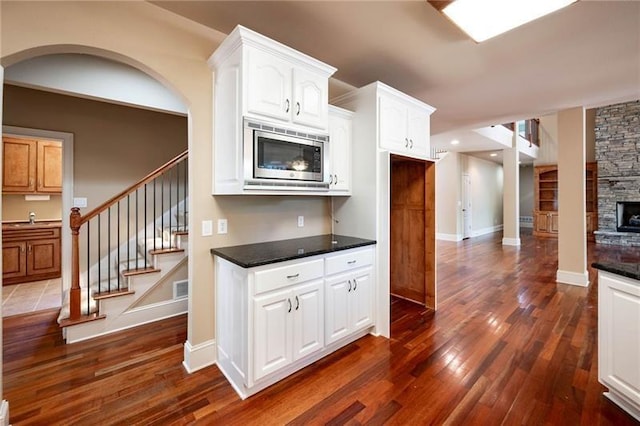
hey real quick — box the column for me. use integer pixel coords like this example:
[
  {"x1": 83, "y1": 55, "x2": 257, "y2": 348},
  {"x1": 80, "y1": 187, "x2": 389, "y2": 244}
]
[
  {"x1": 557, "y1": 107, "x2": 588, "y2": 286},
  {"x1": 502, "y1": 126, "x2": 520, "y2": 246}
]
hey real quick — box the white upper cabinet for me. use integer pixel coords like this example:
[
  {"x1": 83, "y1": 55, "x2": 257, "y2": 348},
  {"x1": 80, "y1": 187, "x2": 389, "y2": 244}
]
[
  {"x1": 332, "y1": 81, "x2": 436, "y2": 161},
  {"x1": 379, "y1": 89, "x2": 434, "y2": 158},
  {"x1": 210, "y1": 25, "x2": 336, "y2": 132}
]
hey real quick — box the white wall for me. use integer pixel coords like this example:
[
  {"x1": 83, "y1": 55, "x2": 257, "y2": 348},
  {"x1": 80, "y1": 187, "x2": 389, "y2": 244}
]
[{"x1": 435, "y1": 152, "x2": 462, "y2": 240}]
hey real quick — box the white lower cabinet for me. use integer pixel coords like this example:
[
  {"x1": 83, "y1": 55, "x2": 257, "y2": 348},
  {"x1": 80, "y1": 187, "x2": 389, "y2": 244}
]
[
  {"x1": 215, "y1": 245, "x2": 375, "y2": 399},
  {"x1": 598, "y1": 270, "x2": 640, "y2": 420},
  {"x1": 325, "y1": 267, "x2": 373, "y2": 345},
  {"x1": 253, "y1": 280, "x2": 324, "y2": 382}
]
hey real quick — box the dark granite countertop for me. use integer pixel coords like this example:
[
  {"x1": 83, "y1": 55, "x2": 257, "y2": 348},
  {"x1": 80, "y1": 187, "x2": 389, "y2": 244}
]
[
  {"x1": 592, "y1": 262, "x2": 640, "y2": 281},
  {"x1": 211, "y1": 234, "x2": 376, "y2": 268}
]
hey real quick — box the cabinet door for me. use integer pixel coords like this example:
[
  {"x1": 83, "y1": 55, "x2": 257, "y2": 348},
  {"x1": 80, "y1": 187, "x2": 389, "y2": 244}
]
[
  {"x1": 325, "y1": 274, "x2": 350, "y2": 345},
  {"x1": 292, "y1": 68, "x2": 328, "y2": 130},
  {"x1": 328, "y1": 113, "x2": 351, "y2": 193},
  {"x1": 26, "y1": 238, "x2": 61, "y2": 277},
  {"x1": 535, "y1": 212, "x2": 549, "y2": 233},
  {"x1": 246, "y1": 48, "x2": 292, "y2": 122},
  {"x1": 2, "y1": 137, "x2": 37, "y2": 193},
  {"x1": 253, "y1": 288, "x2": 293, "y2": 381},
  {"x1": 407, "y1": 107, "x2": 430, "y2": 157},
  {"x1": 292, "y1": 279, "x2": 324, "y2": 361},
  {"x1": 379, "y1": 95, "x2": 409, "y2": 153},
  {"x1": 598, "y1": 273, "x2": 640, "y2": 409},
  {"x1": 550, "y1": 212, "x2": 559, "y2": 233},
  {"x1": 2, "y1": 242, "x2": 27, "y2": 281},
  {"x1": 37, "y1": 140, "x2": 63, "y2": 193},
  {"x1": 350, "y1": 267, "x2": 374, "y2": 332}
]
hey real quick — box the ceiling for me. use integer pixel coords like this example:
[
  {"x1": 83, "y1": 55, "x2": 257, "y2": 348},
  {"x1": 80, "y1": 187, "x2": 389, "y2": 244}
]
[{"x1": 152, "y1": 0, "x2": 640, "y2": 138}]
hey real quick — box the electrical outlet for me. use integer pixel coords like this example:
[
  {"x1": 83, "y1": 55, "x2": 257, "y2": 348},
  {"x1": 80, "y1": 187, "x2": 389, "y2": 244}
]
[
  {"x1": 218, "y1": 219, "x2": 228, "y2": 234},
  {"x1": 297, "y1": 215, "x2": 304, "y2": 227}
]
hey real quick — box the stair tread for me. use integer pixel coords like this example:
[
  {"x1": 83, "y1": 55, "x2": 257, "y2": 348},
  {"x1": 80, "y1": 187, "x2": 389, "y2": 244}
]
[
  {"x1": 59, "y1": 313, "x2": 106, "y2": 328},
  {"x1": 93, "y1": 289, "x2": 135, "y2": 300},
  {"x1": 149, "y1": 247, "x2": 185, "y2": 255},
  {"x1": 121, "y1": 267, "x2": 160, "y2": 277}
]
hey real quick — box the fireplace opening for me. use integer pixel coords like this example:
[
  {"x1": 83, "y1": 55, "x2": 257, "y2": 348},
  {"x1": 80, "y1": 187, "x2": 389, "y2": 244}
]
[{"x1": 617, "y1": 202, "x2": 640, "y2": 233}]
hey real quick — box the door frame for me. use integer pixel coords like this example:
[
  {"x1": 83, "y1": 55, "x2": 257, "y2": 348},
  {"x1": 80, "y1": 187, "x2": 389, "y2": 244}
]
[{"x1": 2, "y1": 125, "x2": 74, "y2": 292}]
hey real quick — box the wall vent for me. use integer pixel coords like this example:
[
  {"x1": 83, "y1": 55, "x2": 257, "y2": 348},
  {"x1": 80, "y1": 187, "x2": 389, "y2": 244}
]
[{"x1": 173, "y1": 279, "x2": 189, "y2": 300}]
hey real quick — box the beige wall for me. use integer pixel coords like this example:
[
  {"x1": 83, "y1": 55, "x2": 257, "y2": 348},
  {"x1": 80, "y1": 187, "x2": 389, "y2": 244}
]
[
  {"x1": 536, "y1": 109, "x2": 596, "y2": 166},
  {"x1": 3, "y1": 85, "x2": 187, "y2": 211},
  {"x1": 435, "y1": 152, "x2": 461, "y2": 237},
  {"x1": 519, "y1": 165, "x2": 534, "y2": 218},
  {"x1": 436, "y1": 152, "x2": 504, "y2": 238},
  {"x1": 1, "y1": 1, "x2": 332, "y2": 355},
  {"x1": 134, "y1": 259, "x2": 187, "y2": 307}
]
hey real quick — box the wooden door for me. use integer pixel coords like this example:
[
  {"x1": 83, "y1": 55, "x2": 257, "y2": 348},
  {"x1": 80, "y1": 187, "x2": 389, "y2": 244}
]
[
  {"x1": 37, "y1": 140, "x2": 63, "y2": 192},
  {"x1": 26, "y1": 238, "x2": 61, "y2": 277},
  {"x1": 390, "y1": 156, "x2": 436, "y2": 308},
  {"x1": 2, "y1": 137, "x2": 37, "y2": 193}
]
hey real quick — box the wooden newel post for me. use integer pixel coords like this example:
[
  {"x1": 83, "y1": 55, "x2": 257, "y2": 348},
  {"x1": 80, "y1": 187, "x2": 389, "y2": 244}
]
[{"x1": 70, "y1": 207, "x2": 82, "y2": 319}]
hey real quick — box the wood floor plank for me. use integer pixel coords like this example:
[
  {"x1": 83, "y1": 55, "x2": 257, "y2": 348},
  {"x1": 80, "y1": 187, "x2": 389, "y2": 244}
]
[{"x1": 4, "y1": 230, "x2": 640, "y2": 425}]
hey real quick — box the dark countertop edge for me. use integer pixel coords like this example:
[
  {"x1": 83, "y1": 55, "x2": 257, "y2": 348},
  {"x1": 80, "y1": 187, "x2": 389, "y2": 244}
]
[
  {"x1": 592, "y1": 262, "x2": 640, "y2": 281},
  {"x1": 211, "y1": 236, "x2": 376, "y2": 269}
]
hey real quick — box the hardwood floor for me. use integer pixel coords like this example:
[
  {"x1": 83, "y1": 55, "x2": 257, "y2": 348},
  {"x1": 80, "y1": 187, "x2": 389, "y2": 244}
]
[{"x1": 4, "y1": 231, "x2": 640, "y2": 425}]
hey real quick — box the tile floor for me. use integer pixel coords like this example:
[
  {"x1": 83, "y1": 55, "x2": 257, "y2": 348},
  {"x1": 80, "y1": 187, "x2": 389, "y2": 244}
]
[{"x1": 2, "y1": 278, "x2": 61, "y2": 317}]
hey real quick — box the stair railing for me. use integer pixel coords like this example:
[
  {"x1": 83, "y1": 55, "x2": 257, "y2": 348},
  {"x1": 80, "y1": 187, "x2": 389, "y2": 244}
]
[{"x1": 68, "y1": 150, "x2": 188, "y2": 320}]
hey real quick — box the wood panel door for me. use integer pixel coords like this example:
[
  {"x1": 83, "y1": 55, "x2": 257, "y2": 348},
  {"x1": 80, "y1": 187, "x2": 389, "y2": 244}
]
[
  {"x1": 2, "y1": 242, "x2": 27, "y2": 284},
  {"x1": 390, "y1": 156, "x2": 436, "y2": 308},
  {"x1": 26, "y1": 238, "x2": 61, "y2": 277}
]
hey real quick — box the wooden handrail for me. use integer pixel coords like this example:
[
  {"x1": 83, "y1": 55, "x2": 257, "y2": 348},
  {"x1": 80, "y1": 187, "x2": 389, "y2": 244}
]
[{"x1": 78, "y1": 149, "x2": 188, "y2": 226}]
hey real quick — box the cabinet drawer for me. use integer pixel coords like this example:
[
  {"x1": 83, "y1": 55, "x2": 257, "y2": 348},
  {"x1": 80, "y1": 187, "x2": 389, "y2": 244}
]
[
  {"x1": 254, "y1": 258, "x2": 324, "y2": 294},
  {"x1": 325, "y1": 247, "x2": 374, "y2": 276}
]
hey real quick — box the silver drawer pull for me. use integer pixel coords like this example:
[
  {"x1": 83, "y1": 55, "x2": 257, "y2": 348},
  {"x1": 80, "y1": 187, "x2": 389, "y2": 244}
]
[
  {"x1": 287, "y1": 273, "x2": 300, "y2": 279},
  {"x1": 347, "y1": 260, "x2": 357, "y2": 265}
]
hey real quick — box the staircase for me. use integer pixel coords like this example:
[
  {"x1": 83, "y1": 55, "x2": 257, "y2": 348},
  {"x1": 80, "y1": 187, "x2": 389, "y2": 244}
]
[{"x1": 59, "y1": 151, "x2": 188, "y2": 343}]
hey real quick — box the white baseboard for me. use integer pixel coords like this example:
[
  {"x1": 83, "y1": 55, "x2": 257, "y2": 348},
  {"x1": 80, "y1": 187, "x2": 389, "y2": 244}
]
[
  {"x1": 502, "y1": 237, "x2": 521, "y2": 246},
  {"x1": 183, "y1": 338, "x2": 217, "y2": 373},
  {"x1": 436, "y1": 233, "x2": 463, "y2": 242},
  {"x1": 556, "y1": 269, "x2": 589, "y2": 287},
  {"x1": 472, "y1": 224, "x2": 504, "y2": 238},
  {"x1": 0, "y1": 400, "x2": 9, "y2": 426}
]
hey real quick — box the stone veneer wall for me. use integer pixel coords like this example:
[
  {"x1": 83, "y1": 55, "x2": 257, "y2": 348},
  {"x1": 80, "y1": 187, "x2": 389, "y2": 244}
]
[{"x1": 594, "y1": 100, "x2": 640, "y2": 246}]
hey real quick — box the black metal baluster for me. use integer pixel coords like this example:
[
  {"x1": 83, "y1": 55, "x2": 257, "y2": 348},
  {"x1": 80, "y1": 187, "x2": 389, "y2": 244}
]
[
  {"x1": 98, "y1": 214, "x2": 101, "y2": 295},
  {"x1": 117, "y1": 201, "x2": 121, "y2": 291},
  {"x1": 87, "y1": 222, "x2": 90, "y2": 315},
  {"x1": 153, "y1": 179, "x2": 157, "y2": 251},
  {"x1": 136, "y1": 189, "x2": 139, "y2": 269},
  {"x1": 108, "y1": 207, "x2": 111, "y2": 292},
  {"x1": 169, "y1": 169, "x2": 173, "y2": 248},
  {"x1": 161, "y1": 173, "x2": 165, "y2": 249},
  {"x1": 144, "y1": 184, "x2": 148, "y2": 266},
  {"x1": 176, "y1": 163, "x2": 180, "y2": 237},
  {"x1": 127, "y1": 194, "x2": 130, "y2": 273}
]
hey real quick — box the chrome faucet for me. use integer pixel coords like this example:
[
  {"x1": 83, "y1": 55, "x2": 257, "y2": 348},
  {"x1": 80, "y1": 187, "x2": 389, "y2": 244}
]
[{"x1": 29, "y1": 211, "x2": 36, "y2": 224}]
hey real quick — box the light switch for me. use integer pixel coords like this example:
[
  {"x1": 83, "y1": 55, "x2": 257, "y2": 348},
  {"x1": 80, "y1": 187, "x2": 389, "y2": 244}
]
[
  {"x1": 202, "y1": 220, "x2": 213, "y2": 237},
  {"x1": 298, "y1": 216, "x2": 304, "y2": 227}
]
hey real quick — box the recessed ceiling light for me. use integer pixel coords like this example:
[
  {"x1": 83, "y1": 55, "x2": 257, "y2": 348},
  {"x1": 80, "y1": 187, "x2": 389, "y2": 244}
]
[
  {"x1": 490, "y1": 153, "x2": 498, "y2": 157},
  {"x1": 442, "y1": 0, "x2": 577, "y2": 43},
  {"x1": 451, "y1": 139, "x2": 460, "y2": 145}
]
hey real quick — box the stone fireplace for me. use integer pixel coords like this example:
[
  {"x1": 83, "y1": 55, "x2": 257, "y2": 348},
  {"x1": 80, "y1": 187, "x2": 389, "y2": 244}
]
[{"x1": 594, "y1": 100, "x2": 640, "y2": 246}]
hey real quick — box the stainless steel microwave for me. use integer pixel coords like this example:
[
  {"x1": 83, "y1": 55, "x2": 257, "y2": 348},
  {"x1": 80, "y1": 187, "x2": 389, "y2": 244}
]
[{"x1": 243, "y1": 119, "x2": 329, "y2": 190}]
